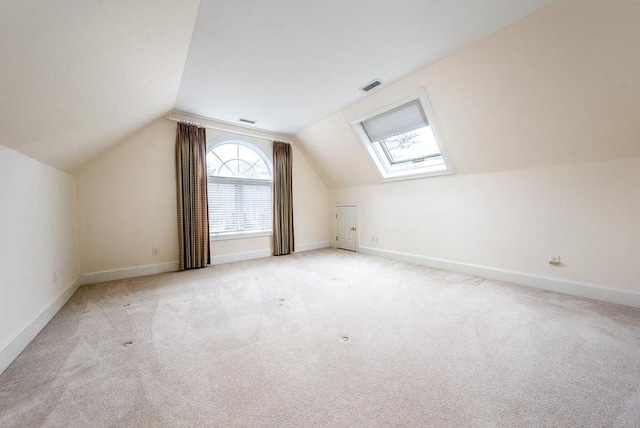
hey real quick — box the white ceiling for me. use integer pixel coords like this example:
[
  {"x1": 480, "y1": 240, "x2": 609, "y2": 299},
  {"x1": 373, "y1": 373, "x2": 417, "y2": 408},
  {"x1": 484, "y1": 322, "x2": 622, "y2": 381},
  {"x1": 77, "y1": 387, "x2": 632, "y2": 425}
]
[
  {"x1": 175, "y1": 0, "x2": 552, "y2": 135},
  {"x1": 0, "y1": 0, "x2": 553, "y2": 173},
  {"x1": 0, "y1": 0, "x2": 200, "y2": 173}
]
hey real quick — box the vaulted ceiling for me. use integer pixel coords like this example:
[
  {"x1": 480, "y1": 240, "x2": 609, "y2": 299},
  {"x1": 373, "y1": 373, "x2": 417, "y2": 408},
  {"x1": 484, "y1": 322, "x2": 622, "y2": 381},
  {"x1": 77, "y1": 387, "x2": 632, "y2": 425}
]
[
  {"x1": 0, "y1": 0, "x2": 200, "y2": 173},
  {"x1": 175, "y1": 0, "x2": 552, "y2": 134},
  {"x1": 1, "y1": 0, "x2": 553, "y2": 174}
]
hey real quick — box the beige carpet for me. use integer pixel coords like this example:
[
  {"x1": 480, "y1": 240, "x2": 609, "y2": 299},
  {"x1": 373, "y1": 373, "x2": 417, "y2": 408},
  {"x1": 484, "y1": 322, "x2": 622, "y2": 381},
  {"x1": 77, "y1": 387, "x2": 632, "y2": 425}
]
[{"x1": 1, "y1": 249, "x2": 639, "y2": 427}]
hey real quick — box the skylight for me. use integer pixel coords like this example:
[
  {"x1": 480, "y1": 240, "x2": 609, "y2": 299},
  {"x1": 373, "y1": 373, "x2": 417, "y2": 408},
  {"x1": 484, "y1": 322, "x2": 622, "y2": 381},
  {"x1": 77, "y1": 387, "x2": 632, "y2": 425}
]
[{"x1": 351, "y1": 91, "x2": 452, "y2": 181}]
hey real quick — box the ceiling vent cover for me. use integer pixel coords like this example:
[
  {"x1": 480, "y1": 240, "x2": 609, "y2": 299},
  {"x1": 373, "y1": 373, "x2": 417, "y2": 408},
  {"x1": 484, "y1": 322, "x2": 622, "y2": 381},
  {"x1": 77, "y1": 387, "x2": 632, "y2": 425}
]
[
  {"x1": 360, "y1": 79, "x2": 383, "y2": 92},
  {"x1": 239, "y1": 118, "x2": 256, "y2": 124}
]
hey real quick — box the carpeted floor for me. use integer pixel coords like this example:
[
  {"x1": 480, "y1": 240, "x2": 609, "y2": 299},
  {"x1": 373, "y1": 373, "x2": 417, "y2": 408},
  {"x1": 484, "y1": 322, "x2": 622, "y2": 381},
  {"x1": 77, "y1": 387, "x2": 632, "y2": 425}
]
[{"x1": 1, "y1": 248, "x2": 639, "y2": 427}]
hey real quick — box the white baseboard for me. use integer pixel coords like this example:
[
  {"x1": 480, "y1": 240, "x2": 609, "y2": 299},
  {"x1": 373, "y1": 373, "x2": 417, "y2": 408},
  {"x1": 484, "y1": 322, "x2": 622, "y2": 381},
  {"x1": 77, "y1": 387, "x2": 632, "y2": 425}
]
[
  {"x1": 296, "y1": 241, "x2": 330, "y2": 252},
  {"x1": 81, "y1": 242, "x2": 331, "y2": 282},
  {"x1": 359, "y1": 246, "x2": 640, "y2": 308},
  {"x1": 211, "y1": 249, "x2": 272, "y2": 265},
  {"x1": 0, "y1": 275, "x2": 83, "y2": 375},
  {"x1": 81, "y1": 261, "x2": 179, "y2": 285}
]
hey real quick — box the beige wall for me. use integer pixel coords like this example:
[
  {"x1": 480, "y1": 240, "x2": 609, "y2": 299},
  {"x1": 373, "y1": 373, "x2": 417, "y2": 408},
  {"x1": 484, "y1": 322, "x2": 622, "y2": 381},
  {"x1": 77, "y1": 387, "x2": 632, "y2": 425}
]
[
  {"x1": 0, "y1": 144, "x2": 80, "y2": 356},
  {"x1": 332, "y1": 157, "x2": 640, "y2": 292},
  {"x1": 77, "y1": 119, "x2": 179, "y2": 273},
  {"x1": 296, "y1": 1, "x2": 640, "y2": 294},
  {"x1": 77, "y1": 117, "x2": 329, "y2": 274}
]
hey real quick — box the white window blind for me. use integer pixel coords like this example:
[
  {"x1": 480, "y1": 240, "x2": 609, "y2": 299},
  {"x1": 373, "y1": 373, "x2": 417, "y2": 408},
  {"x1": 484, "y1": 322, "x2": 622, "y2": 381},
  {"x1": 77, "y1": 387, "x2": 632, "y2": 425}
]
[
  {"x1": 361, "y1": 99, "x2": 428, "y2": 143},
  {"x1": 208, "y1": 177, "x2": 273, "y2": 235}
]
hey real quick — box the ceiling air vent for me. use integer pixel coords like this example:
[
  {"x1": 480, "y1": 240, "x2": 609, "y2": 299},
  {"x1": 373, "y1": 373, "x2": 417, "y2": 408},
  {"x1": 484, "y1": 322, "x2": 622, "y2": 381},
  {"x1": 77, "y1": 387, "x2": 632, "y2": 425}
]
[
  {"x1": 239, "y1": 118, "x2": 256, "y2": 124},
  {"x1": 360, "y1": 79, "x2": 383, "y2": 92}
]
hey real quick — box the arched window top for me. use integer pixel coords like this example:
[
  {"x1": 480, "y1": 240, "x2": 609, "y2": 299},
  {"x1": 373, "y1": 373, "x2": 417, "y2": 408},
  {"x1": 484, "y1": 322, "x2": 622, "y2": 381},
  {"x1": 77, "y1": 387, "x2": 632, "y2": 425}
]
[{"x1": 206, "y1": 141, "x2": 272, "y2": 180}]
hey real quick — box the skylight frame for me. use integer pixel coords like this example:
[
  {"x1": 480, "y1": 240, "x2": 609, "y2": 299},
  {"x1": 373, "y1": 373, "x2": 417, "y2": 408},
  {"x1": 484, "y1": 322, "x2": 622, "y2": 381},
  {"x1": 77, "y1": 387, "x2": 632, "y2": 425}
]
[{"x1": 350, "y1": 90, "x2": 453, "y2": 182}]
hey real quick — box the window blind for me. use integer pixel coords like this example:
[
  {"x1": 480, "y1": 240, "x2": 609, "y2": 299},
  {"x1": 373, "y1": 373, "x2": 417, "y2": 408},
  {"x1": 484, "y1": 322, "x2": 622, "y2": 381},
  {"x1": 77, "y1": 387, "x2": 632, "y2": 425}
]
[
  {"x1": 361, "y1": 99, "x2": 429, "y2": 143},
  {"x1": 208, "y1": 177, "x2": 273, "y2": 235}
]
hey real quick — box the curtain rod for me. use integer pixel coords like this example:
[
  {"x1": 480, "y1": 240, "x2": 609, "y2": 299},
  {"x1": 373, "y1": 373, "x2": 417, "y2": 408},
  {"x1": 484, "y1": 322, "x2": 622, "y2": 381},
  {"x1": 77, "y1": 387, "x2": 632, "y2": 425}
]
[{"x1": 164, "y1": 116, "x2": 292, "y2": 144}]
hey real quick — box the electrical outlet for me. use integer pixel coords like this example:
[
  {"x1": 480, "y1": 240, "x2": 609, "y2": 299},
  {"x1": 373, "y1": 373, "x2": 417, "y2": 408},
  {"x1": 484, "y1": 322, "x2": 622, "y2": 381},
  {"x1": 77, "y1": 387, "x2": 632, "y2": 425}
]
[
  {"x1": 152, "y1": 247, "x2": 160, "y2": 256},
  {"x1": 549, "y1": 256, "x2": 561, "y2": 266},
  {"x1": 52, "y1": 270, "x2": 58, "y2": 283}
]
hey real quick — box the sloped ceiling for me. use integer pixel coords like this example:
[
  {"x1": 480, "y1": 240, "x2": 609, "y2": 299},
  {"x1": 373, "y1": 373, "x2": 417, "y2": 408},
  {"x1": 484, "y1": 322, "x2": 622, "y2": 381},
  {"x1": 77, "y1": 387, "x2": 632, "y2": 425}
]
[
  {"x1": 0, "y1": 0, "x2": 200, "y2": 173},
  {"x1": 0, "y1": 0, "x2": 557, "y2": 175},
  {"x1": 295, "y1": 1, "x2": 640, "y2": 188},
  {"x1": 175, "y1": 0, "x2": 552, "y2": 135}
]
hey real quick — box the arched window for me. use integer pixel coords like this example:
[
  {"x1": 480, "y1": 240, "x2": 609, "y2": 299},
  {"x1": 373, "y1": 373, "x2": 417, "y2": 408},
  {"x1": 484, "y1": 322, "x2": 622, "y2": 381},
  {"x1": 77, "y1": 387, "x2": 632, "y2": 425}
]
[{"x1": 206, "y1": 141, "x2": 273, "y2": 237}]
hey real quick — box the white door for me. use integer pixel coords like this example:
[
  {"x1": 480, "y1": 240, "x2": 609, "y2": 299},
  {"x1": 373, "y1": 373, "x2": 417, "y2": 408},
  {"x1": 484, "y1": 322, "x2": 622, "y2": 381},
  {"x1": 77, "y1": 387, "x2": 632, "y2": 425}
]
[{"x1": 335, "y1": 205, "x2": 357, "y2": 251}]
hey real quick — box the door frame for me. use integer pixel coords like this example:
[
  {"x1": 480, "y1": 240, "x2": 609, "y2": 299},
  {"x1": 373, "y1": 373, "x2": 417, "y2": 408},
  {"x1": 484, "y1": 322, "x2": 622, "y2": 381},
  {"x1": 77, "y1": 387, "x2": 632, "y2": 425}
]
[{"x1": 334, "y1": 204, "x2": 358, "y2": 252}]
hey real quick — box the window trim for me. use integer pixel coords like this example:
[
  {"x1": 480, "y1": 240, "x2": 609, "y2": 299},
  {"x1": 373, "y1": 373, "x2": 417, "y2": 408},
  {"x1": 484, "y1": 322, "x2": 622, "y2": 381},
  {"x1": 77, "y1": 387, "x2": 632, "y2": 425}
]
[
  {"x1": 206, "y1": 138, "x2": 273, "y2": 239},
  {"x1": 210, "y1": 230, "x2": 272, "y2": 241},
  {"x1": 350, "y1": 90, "x2": 453, "y2": 182}
]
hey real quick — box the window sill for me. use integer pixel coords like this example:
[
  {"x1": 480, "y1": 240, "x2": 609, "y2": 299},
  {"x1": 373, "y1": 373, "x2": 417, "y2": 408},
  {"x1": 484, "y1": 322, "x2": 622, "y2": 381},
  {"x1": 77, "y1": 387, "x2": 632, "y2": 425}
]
[{"x1": 210, "y1": 231, "x2": 273, "y2": 241}]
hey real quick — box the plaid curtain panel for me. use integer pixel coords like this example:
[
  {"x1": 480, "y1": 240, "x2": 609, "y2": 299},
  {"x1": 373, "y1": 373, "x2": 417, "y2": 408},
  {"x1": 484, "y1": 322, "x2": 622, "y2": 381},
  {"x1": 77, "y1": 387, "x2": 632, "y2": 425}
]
[
  {"x1": 273, "y1": 142, "x2": 294, "y2": 255},
  {"x1": 175, "y1": 122, "x2": 210, "y2": 270}
]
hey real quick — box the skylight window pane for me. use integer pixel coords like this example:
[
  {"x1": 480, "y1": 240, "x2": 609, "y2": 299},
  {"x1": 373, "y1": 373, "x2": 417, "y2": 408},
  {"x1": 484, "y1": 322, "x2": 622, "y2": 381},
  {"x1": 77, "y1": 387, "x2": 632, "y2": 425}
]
[{"x1": 378, "y1": 126, "x2": 440, "y2": 163}]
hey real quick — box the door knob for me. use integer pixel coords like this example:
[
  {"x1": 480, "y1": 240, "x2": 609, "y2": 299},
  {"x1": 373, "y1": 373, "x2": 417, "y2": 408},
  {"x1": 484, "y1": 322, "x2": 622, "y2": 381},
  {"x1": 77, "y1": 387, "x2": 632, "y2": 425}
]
[{"x1": 351, "y1": 227, "x2": 356, "y2": 231}]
